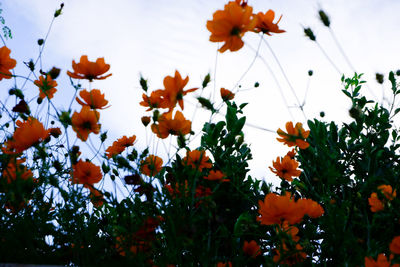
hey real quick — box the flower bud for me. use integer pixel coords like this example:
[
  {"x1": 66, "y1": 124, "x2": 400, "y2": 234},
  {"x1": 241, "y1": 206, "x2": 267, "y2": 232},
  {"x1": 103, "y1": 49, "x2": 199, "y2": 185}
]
[{"x1": 141, "y1": 116, "x2": 151, "y2": 127}]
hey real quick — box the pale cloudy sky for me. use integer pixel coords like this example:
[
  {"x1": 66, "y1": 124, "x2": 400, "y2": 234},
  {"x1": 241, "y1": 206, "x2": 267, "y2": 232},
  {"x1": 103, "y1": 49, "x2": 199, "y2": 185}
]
[{"x1": 2, "y1": 0, "x2": 400, "y2": 184}]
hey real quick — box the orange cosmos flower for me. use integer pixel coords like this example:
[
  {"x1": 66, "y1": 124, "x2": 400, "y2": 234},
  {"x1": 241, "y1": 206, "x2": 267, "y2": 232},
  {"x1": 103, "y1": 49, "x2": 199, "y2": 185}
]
[
  {"x1": 220, "y1": 88, "x2": 235, "y2": 101},
  {"x1": 34, "y1": 75, "x2": 58, "y2": 100},
  {"x1": 297, "y1": 198, "x2": 324, "y2": 218},
  {"x1": 105, "y1": 135, "x2": 136, "y2": 158},
  {"x1": 377, "y1": 184, "x2": 397, "y2": 200},
  {"x1": 67, "y1": 55, "x2": 112, "y2": 81},
  {"x1": 151, "y1": 111, "x2": 191, "y2": 139},
  {"x1": 273, "y1": 243, "x2": 307, "y2": 266},
  {"x1": 71, "y1": 106, "x2": 101, "y2": 141},
  {"x1": 161, "y1": 71, "x2": 198, "y2": 111},
  {"x1": 48, "y1": 127, "x2": 62, "y2": 138},
  {"x1": 278, "y1": 221, "x2": 300, "y2": 242},
  {"x1": 183, "y1": 150, "x2": 212, "y2": 172},
  {"x1": 76, "y1": 89, "x2": 109, "y2": 109},
  {"x1": 72, "y1": 160, "x2": 102, "y2": 187},
  {"x1": 254, "y1": 10, "x2": 286, "y2": 35},
  {"x1": 7, "y1": 117, "x2": 50, "y2": 153},
  {"x1": 365, "y1": 254, "x2": 399, "y2": 267},
  {"x1": 277, "y1": 122, "x2": 310, "y2": 149},
  {"x1": 390, "y1": 236, "x2": 400, "y2": 255},
  {"x1": 243, "y1": 240, "x2": 261, "y2": 258},
  {"x1": 368, "y1": 192, "x2": 384, "y2": 212},
  {"x1": 204, "y1": 170, "x2": 229, "y2": 182},
  {"x1": 207, "y1": 1, "x2": 257, "y2": 53},
  {"x1": 2, "y1": 158, "x2": 33, "y2": 183},
  {"x1": 140, "y1": 155, "x2": 163, "y2": 177},
  {"x1": 216, "y1": 262, "x2": 232, "y2": 267},
  {"x1": 140, "y1": 90, "x2": 168, "y2": 111},
  {"x1": 89, "y1": 187, "x2": 105, "y2": 208},
  {"x1": 269, "y1": 155, "x2": 301, "y2": 182},
  {"x1": 0, "y1": 46, "x2": 16, "y2": 80},
  {"x1": 257, "y1": 192, "x2": 304, "y2": 225},
  {"x1": 286, "y1": 149, "x2": 296, "y2": 159}
]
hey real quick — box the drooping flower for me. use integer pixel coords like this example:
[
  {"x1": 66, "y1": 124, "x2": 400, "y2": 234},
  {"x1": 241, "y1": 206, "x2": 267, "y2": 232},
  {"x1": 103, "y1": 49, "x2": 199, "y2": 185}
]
[
  {"x1": 34, "y1": 75, "x2": 58, "y2": 100},
  {"x1": 2, "y1": 158, "x2": 33, "y2": 183},
  {"x1": 365, "y1": 253, "x2": 399, "y2": 267},
  {"x1": 160, "y1": 71, "x2": 198, "y2": 111},
  {"x1": 206, "y1": 1, "x2": 257, "y2": 52},
  {"x1": 105, "y1": 135, "x2": 136, "y2": 158},
  {"x1": 76, "y1": 89, "x2": 109, "y2": 109},
  {"x1": 71, "y1": 106, "x2": 101, "y2": 141},
  {"x1": 67, "y1": 55, "x2": 112, "y2": 81},
  {"x1": 0, "y1": 46, "x2": 16, "y2": 80},
  {"x1": 140, "y1": 155, "x2": 163, "y2": 177},
  {"x1": 390, "y1": 236, "x2": 400, "y2": 255},
  {"x1": 151, "y1": 111, "x2": 191, "y2": 139},
  {"x1": 220, "y1": 87, "x2": 235, "y2": 101},
  {"x1": 254, "y1": 10, "x2": 286, "y2": 35},
  {"x1": 6, "y1": 117, "x2": 50, "y2": 153},
  {"x1": 72, "y1": 160, "x2": 102, "y2": 187},
  {"x1": 243, "y1": 240, "x2": 261, "y2": 258},
  {"x1": 183, "y1": 150, "x2": 212, "y2": 172},
  {"x1": 368, "y1": 192, "x2": 384, "y2": 212},
  {"x1": 277, "y1": 122, "x2": 310, "y2": 149},
  {"x1": 269, "y1": 155, "x2": 301, "y2": 182}
]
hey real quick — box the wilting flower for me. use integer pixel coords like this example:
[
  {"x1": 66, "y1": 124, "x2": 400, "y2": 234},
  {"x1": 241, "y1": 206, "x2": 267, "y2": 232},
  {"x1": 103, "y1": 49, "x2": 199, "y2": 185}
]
[
  {"x1": 269, "y1": 155, "x2": 301, "y2": 182},
  {"x1": 365, "y1": 254, "x2": 399, "y2": 267},
  {"x1": 161, "y1": 71, "x2": 198, "y2": 111},
  {"x1": 206, "y1": 1, "x2": 257, "y2": 52},
  {"x1": 34, "y1": 75, "x2": 58, "y2": 100},
  {"x1": 72, "y1": 160, "x2": 102, "y2": 187},
  {"x1": 71, "y1": 106, "x2": 101, "y2": 141},
  {"x1": 151, "y1": 111, "x2": 191, "y2": 139},
  {"x1": 243, "y1": 240, "x2": 261, "y2": 258},
  {"x1": 277, "y1": 122, "x2": 310, "y2": 149},
  {"x1": 0, "y1": 46, "x2": 17, "y2": 80},
  {"x1": 183, "y1": 150, "x2": 212, "y2": 172},
  {"x1": 390, "y1": 236, "x2": 400, "y2": 255},
  {"x1": 76, "y1": 89, "x2": 109, "y2": 109},
  {"x1": 141, "y1": 155, "x2": 163, "y2": 177},
  {"x1": 220, "y1": 87, "x2": 235, "y2": 101},
  {"x1": 106, "y1": 135, "x2": 136, "y2": 158},
  {"x1": 2, "y1": 158, "x2": 33, "y2": 183},
  {"x1": 89, "y1": 187, "x2": 105, "y2": 208},
  {"x1": 254, "y1": 10, "x2": 285, "y2": 35},
  {"x1": 5, "y1": 117, "x2": 50, "y2": 153},
  {"x1": 67, "y1": 55, "x2": 112, "y2": 81}
]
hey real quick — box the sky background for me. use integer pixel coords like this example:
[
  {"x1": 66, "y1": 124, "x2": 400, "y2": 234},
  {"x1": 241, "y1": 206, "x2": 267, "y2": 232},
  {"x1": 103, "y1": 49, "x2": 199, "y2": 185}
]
[{"x1": 2, "y1": 0, "x2": 400, "y2": 186}]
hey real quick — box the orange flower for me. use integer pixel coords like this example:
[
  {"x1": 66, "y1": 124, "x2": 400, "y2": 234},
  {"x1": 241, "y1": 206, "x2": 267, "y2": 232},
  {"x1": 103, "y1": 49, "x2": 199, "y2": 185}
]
[
  {"x1": 377, "y1": 184, "x2": 397, "y2": 200},
  {"x1": 254, "y1": 10, "x2": 286, "y2": 35},
  {"x1": 151, "y1": 111, "x2": 191, "y2": 139},
  {"x1": 161, "y1": 71, "x2": 198, "y2": 111},
  {"x1": 48, "y1": 127, "x2": 62, "y2": 138},
  {"x1": 34, "y1": 75, "x2": 58, "y2": 100},
  {"x1": 297, "y1": 198, "x2": 324, "y2": 218},
  {"x1": 390, "y1": 236, "x2": 400, "y2": 255},
  {"x1": 76, "y1": 89, "x2": 109, "y2": 109},
  {"x1": 257, "y1": 192, "x2": 304, "y2": 225},
  {"x1": 206, "y1": 1, "x2": 257, "y2": 52},
  {"x1": 89, "y1": 187, "x2": 105, "y2": 208},
  {"x1": 278, "y1": 221, "x2": 300, "y2": 242},
  {"x1": 140, "y1": 90, "x2": 167, "y2": 111},
  {"x1": 286, "y1": 149, "x2": 296, "y2": 159},
  {"x1": 277, "y1": 122, "x2": 310, "y2": 149},
  {"x1": 269, "y1": 155, "x2": 301, "y2": 182},
  {"x1": 183, "y1": 150, "x2": 212, "y2": 172},
  {"x1": 369, "y1": 192, "x2": 384, "y2": 212},
  {"x1": 67, "y1": 55, "x2": 112, "y2": 81},
  {"x1": 216, "y1": 262, "x2": 232, "y2": 267},
  {"x1": 365, "y1": 253, "x2": 399, "y2": 267},
  {"x1": 243, "y1": 240, "x2": 261, "y2": 258},
  {"x1": 71, "y1": 106, "x2": 101, "y2": 141},
  {"x1": 72, "y1": 160, "x2": 102, "y2": 187},
  {"x1": 2, "y1": 158, "x2": 33, "y2": 183},
  {"x1": 220, "y1": 88, "x2": 235, "y2": 101},
  {"x1": 105, "y1": 135, "x2": 136, "y2": 158},
  {"x1": 141, "y1": 155, "x2": 163, "y2": 177},
  {"x1": 204, "y1": 170, "x2": 229, "y2": 182},
  {"x1": 0, "y1": 46, "x2": 16, "y2": 80},
  {"x1": 7, "y1": 117, "x2": 50, "y2": 153},
  {"x1": 273, "y1": 243, "x2": 307, "y2": 266}
]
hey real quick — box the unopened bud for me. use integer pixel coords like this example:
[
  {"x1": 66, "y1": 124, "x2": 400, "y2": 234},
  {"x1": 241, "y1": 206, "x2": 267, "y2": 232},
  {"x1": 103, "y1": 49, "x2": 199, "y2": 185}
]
[
  {"x1": 375, "y1": 73, "x2": 384, "y2": 84},
  {"x1": 304, "y1": 27, "x2": 316, "y2": 41},
  {"x1": 141, "y1": 116, "x2": 151, "y2": 127},
  {"x1": 318, "y1": 10, "x2": 330, "y2": 27},
  {"x1": 49, "y1": 67, "x2": 61, "y2": 79}
]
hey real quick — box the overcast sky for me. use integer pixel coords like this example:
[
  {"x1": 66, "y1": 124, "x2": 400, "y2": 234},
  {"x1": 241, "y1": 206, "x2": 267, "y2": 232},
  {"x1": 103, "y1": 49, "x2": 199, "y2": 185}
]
[{"x1": 3, "y1": 0, "x2": 400, "y2": 185}]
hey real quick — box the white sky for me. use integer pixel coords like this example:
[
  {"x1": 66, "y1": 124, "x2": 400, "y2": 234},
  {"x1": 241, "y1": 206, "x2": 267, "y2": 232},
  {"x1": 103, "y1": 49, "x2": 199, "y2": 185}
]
[{"x1": 2, "y1": 0, "x2": 400, "y2": 185}]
